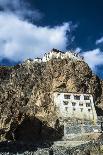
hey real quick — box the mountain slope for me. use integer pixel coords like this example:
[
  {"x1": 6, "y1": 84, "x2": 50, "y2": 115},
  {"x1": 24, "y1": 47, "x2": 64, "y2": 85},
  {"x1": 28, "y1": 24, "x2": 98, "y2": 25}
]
[{"x1": 0, "y1": 58, "x2": 102, "y2": 142}]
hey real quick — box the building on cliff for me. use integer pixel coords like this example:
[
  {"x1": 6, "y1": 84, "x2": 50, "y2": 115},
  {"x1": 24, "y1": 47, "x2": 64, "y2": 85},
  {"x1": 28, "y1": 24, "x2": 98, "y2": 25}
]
[
  {"x1": 33, "y1": 48, "x2": 84, "y2": 62},
  {"x1": 42, "y1": 49, "x2": 84, "y2": 62},
  {"x1": 53, "y1": 92, "x2": 102, "y2": 138},
  {"x1": 33, "y1": 57, "x2": 42, "y2": 63},
  {"x1": 53, "y1": 92, "x2": 97, "y2": 122}
]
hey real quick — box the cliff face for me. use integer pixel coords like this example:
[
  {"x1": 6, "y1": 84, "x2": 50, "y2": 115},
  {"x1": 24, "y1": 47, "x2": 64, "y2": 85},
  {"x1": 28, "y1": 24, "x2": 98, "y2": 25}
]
[{"x1": 0, "y1": 58, "x2": 102, "y2": 142}]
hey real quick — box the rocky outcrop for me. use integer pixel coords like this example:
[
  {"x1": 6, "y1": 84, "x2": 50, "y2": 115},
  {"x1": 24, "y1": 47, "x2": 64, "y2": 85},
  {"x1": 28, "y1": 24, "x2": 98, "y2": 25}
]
[
  {"x1": 0, "y1": 57, "x2": 103, "y2": 142},
  {"x1": 0, "y1": 140, "x2": 102, "y2": 155}
]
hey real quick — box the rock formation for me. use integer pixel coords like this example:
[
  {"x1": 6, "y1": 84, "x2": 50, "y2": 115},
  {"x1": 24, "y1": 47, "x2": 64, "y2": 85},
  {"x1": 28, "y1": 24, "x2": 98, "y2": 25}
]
[{"x1": 0, "y1": 51, "x2": 103, "y2": 142}]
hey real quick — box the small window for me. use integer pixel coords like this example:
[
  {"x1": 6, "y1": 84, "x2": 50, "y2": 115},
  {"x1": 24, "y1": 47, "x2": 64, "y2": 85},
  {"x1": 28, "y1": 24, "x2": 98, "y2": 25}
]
[
  {"x1": 65, "y1": 107, "x2": 68, "y2": 111},
  {"x1": 63, "y1": 101, "x2": 68, "y2": 105},
  {"x1": 74, "y1": 95, "x2": 80, "y2": 100},
  {"x1": 80, "y1": 108, "x2": 83, "y2": 112},
  {"x1": 86, "y1": 103, "x2": 91, "y2": 107},
  {"x1": 64, "y1": 94, "x2": 71, "y2": 99},
  {"x1": 73, "y1": 107, "x2": 76, "y2": 111},
  {"x1": 84, "y1": 96, "x2": 90, "y2": 100},
  {"x1": 88, "y1": 109, "x2": 91, "y2": 112},
  {"x1": 79, "y1": 103, "x2": 83, "y2": 106},
  {"x1": 72, "y1": 102, "x2": 76, "y2": 106}
]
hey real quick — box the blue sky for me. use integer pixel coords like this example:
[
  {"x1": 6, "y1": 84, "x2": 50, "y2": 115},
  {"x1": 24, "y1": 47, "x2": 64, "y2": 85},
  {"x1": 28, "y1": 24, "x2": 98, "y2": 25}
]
[{"x1": 0, "y1": 0, "x2": 103, "y2": 78}]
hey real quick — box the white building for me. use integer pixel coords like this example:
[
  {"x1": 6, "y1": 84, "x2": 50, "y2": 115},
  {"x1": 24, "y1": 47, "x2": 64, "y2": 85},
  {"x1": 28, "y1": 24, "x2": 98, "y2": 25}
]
[
  {"x1": 65, "y1": 51, "x2": 84, "y2": 61},
  {"x1": 33, "y1": 49, "x2": 84, "y2": 63},
  {"x1": 42, "y1": 49, "x2": 64, "y2": 62},
  {"x1": 33, "y1": 57, "x2": 42, "y2": 63},
  {"x1": 42, "y1": 49, "x2": 84, "y2": 62},
  {"x1": 53, "y1": 92, "x2": 97, "y2": 122}
]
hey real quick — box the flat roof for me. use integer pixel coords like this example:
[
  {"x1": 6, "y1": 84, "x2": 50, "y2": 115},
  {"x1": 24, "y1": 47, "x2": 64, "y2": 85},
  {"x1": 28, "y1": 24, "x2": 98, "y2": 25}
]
[
  {"x1": 53, "y1": 91, "x2": 92, "y2": 95},
  {"x1": 52, "y1": 48, "x2": 65, "y2": 53},
  {"x1": 35, "y1": 57, "x2": 42, "y2": 59}
]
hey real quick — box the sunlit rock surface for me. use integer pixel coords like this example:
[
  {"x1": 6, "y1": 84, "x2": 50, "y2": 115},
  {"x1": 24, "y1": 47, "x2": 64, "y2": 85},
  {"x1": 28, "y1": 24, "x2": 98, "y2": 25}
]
[{"x1": 0, "y1": 55, "x2": 103, "y2": 142}]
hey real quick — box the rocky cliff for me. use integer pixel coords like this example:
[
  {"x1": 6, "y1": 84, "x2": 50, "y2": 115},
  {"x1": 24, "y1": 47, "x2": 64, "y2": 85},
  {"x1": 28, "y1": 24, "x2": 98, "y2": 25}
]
[{"x1": 0, "y1": 57, "x2": 103, "y2": 142}]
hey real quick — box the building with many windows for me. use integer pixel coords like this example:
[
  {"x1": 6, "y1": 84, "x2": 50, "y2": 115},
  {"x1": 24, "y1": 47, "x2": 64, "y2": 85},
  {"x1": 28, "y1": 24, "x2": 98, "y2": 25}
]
[{"x1": 53, "y1": 92, "x2": 97, "y2": 122}]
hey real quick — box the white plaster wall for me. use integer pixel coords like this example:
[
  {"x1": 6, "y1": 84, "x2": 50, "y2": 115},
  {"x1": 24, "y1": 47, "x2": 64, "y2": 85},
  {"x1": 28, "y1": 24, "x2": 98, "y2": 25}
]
[
  {"x1": 42, "y1": 51, "x2": 64, "y2": 62},
  {"x1": 42, "y1": 50, "x2": 84, "y2": 62},
  {"x1": 42, "y1": 55, "x2": 47, "y2": 62},
  {"x1": 65, "y1": 52, "x2": 83, "y2": 61},
  {"x1": 53, "y1": 92, "x2": 97, "y2": 122},
  {"x1": 33, "y1": 58, "x2": 42, "y2": 63},
  {"x1": 26, "y1": 59, "x2": 32, "y2": 64}
]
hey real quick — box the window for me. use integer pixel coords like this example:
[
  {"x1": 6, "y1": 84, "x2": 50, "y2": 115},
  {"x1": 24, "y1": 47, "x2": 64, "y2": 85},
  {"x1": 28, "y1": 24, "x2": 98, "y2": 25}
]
[
  {"x1": 79, "y1": 103, "x2": 83, "y2": 106},
  {"x1": 63, "y1": 101, "x2": 68, "y2": 105},
  {"x1": 84, "y1": 95, "x2": 90, "y2": 100},
  {"x1": 74, "y1": 95, "x2": 80, "y2": 100},
  {"x1": 73, "y1": 107, "x2": 76, "y2": 111},
  {"x1": 80, "y1": 108, "x2": 83, "y2": 112},
  {"x1": 65, "y1": 107, "x2": 68, "y2": 111},
  {"x1": 72, "y1": 102, "x2": 76, "y2": 106},
  {"x1": 64, "y1": 94, "x2": 71, "y2": 99},
  {"x1": 86, "y1": 103, "x2": 91, "y2": 107},
  {"x1": 88, "y1": 109, "x2": 91, "y2": 112}
]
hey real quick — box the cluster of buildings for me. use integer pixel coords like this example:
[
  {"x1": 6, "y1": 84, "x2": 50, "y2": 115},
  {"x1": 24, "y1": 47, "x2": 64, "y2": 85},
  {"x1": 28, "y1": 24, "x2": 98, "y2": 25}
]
[
  {"x1": 32, "y1": 48, "x2": 102, "y2": 137},
  {"x1": 25, "y1": 48, "x2": 102, "y2": 138},
  {"x1": 33, "y1": 48, "x2": 84, "y2": 63}
]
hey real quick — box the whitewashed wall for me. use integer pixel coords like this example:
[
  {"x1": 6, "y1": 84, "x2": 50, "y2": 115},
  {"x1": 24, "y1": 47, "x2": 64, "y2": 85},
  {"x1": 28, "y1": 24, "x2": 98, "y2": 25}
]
[
  {"x1": 42, "y1": 50, "x2": 83, "y2": 62},
  {"x1": 53, "y1": 92, "x2": 97, "y2": 122}
]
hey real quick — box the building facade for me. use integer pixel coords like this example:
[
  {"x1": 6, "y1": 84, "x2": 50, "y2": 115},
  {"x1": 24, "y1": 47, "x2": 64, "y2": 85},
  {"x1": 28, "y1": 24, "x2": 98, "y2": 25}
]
[
  {"x1": 33, "y1": 58, "x2": 42, "y2": 63},
  {"x1": 42, "y1": 49, "x2": 64, "y2": 62},
  {"x1": 53, "y1": 92, "x2": 97, "y2": 122},
  {"x1": 42, "y1": 49, "x2": 84, "y2": 62}
]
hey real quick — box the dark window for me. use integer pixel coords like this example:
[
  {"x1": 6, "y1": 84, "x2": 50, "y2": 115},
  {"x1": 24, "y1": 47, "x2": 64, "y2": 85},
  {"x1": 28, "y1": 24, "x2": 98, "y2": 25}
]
[
  {"x1": 72, "y1": 102, "x2": 76, "y2": 106},
  {"x1": 86, "y1": 103, "x2": 91, "y2": 107},
  {"x1": 80, "y1": 108, "x2": 83, "y2": 112},
  {"x1": 64, "y1": 94, "x2": 71, "y2": 99},
  {"x1": 63, "y1": 101, "x2": 68, "y2": 105},
  {"x1": 88, "y1": 109, "x2": 91, "y2": 112},
  {"x1": 84, "y1": 96, "x2": 90, "y2": 100},
  {"x1": 74, "y1": 95, "x2": 80, "y2": 100},
  {"x1": 73, "y1": 107, "x2": 76, "y2": 111},
  {"x1": 65, "y1": 107, "x2": 68, "y2": 111},
  {"x1": 79, "y1": 103, "x2": 83, "y2": 106}
]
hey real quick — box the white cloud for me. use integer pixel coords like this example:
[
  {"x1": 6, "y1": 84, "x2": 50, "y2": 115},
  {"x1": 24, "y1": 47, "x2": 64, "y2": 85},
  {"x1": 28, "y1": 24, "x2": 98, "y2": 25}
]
[
  {"x1": 0, "y1": 0, "x2": 19, "y2": 9},
  {"x1": 96, "y1": 37, "x2": 103, "y2": 45},
  {"x1": 0, "y1": 0, "x2": 42, "y2": 20},
  {"x1": 0, "y1": 12, "x2": 70, "y2": 61},
  {"x1": 82, "y1": 48, "x2": 103, "y2": 70},
  {"x1": 0, "y1": 0, "x2": 77, "y2": 62},
  {"x1": 75, "y1": 47, "x2": 82, "y2": 53}
]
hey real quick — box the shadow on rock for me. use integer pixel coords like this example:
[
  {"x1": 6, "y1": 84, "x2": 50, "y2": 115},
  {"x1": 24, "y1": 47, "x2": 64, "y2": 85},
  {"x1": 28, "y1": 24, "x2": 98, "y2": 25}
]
[
  {"x1": 95, "y1": 106, "x2": 103, "y2": 116},
  {"x1": 0, "y1": 116, "x2": 63, "y2": 153}
]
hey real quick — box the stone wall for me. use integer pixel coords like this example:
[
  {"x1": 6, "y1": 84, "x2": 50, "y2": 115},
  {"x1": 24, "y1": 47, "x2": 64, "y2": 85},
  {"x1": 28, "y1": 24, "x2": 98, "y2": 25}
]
[{"x1": 64, "y1": 122, "x2": 101, "y2": 139}]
